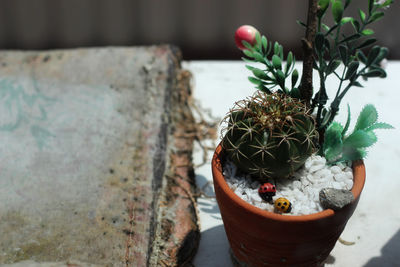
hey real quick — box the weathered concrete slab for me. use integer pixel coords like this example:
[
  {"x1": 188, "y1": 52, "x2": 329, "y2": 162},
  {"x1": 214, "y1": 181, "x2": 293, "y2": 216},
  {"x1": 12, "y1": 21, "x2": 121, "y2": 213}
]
[{"x1": 0, "y1": 46, "x2": 199, "y2": 266}]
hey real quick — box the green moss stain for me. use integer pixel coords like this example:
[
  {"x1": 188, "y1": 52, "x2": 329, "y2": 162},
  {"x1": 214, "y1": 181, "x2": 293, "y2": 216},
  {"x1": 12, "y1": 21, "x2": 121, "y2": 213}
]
[{"x1": 0, "y1": 78, "x2": 57, "y2": 150}]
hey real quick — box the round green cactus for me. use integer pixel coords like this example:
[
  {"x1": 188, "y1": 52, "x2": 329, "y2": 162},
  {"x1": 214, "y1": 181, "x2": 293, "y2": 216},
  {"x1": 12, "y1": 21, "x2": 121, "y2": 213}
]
[{"x1": 222, "y1": 92, "x2": 318, "y2": 180}]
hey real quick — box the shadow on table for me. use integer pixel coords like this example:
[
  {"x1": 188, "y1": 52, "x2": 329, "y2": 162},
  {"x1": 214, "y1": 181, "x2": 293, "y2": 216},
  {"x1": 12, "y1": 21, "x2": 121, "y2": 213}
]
[
  {"x1": 194, "y1": 224, "x2": 233, "y2": 267},
  {"x1": 196, "y1": 174, "x2": 215, "y2": 197},
  {"x1": 196, "y1": 174, "x2": 222, "y2": 220},
  {"x1": 363, "y1": 228, "x2": 400, "y2": 267}
]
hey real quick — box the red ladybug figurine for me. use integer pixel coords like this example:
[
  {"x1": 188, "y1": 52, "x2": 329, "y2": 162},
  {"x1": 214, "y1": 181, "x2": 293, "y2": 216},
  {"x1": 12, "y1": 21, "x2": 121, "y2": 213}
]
[{"x1": 258, "y1": 182, "x2": 276, "y2": 202}]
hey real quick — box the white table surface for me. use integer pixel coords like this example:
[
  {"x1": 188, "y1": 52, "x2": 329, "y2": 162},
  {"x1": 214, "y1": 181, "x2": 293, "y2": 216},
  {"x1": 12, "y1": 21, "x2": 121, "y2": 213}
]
[{"x1": 183, "y1": 60, "x2": 400, "y2": 267}]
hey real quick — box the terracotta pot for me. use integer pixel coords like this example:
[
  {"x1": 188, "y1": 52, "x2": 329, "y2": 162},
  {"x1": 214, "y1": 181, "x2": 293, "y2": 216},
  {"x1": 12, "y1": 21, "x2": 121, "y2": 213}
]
[{"x1": 212, "y1": 143, "x2": 366, "y2": 267}]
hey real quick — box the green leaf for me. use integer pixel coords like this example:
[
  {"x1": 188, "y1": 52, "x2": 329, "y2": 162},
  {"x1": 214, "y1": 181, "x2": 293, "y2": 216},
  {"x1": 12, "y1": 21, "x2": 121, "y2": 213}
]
[
  {"x1": 243, "y1": 49, "x2": 253, "y2": 58},
  {"x1": 248, "y1": 77, "x2": 262, "y2": 85},
  {"x1": 276, "y1": 69, "x2": 286, "y2": 88},
  {"x1": 363, "y1": 69, "x2": 386, "y2": 78},
  {"x1": 255, "y1": 32, "x2": 262, "y2": 48},
  {"x1": 279, "y1": 45, "x2": 284, "y2": 59},
  {"x1": 340, "y1": 17, "x2": 353, "y2": 25},
  {"x1": 315, "y1": 32, "x2": 325, "y2": 52},
  {"x1": 345, "y1": 61, "x2": 359, "y2": 80},
  {"x1": 261, "y1": 36, "x2": 268, "y2": 51},
  {"x1": 322, "y1": 24, "x2": 330, "y2": 32},
  {"x1": 366, "y1": 122, "x2": 394, "y2": 131},
  {"x1": 324, "y1": 122, "x2": 344, "y2": 146},
  {"x1": 359, "y1": 9, "x2": 366, "y2": 22},
  {"x1": 356, "y1": 50, "x2": 367, "y2": 64},
  {"x1": 367, "y1": 46, "x2": 381, "y2": 66},
  {"x1": 285, "y1": 52, "x2": 293, "y2": 74},
  {"x1": 326, "y1": 59, "x2": 341, "y2": 74},
  {"x1": 368, "y1": 0, "x2": 374, "y2": 14},
  {"x1": 274, "y1": 42, "x2": 280, "y2": 55},
  {"x1": 342, "y1": 104, "x2": 351, "y2": 137},
  {"x1": 380, "y1": 0, "x2": 393, "y2": 8},
  {"x1": 241, "y1": 57, "x2": 255, "y2": 63},
  {"x1": 344, "y1": 0, "x2": 352, "y2": 8},
  {"x1": 341, "y1": 147, "x2": 367, "y2": 161},
  {"x1": 272, "y1": 55, "x2": 282, "y2": 70},
  {"x1": 361, "y1": 29, "x2": 374, "y2": 36},
  {"x1": 323, "y1": 122, "x2": 344, "y2": 162},
  {"x1": 318, "y1": 0, "x2": 330, "y2": 17},
  {"x1": 257, "y1": 84, "x2": 272, "y2": 94},
  {"x1": 332, "y1": 0, "x2": 344, "y2": 23},
  {"x1": 291, "y1": 69, "x2": 299, "y2": 88},
  {"x1": 356, "y1": 38, "x2": 377, "y2": 49},
  {"x1": 245, "y1": 65, "x2": 255, "y2": 71},
  {"x1": 339, "y1": 45, "x2": 348, "y2": 64},
  {"x1": 344, "y1": 130, "x2": 377, "y2": 148},
  {"x1": 253, "y1": 51, "x2": 265, "y2": 62},
  {"x1": 355, "y1": 104, "x2": 378, "y2": 131},
  {"x1": 252, "y1": 68, "x2": 270, "y2": 80},
  {"x1": 241, "y1": 41, "x2": 254, "y2": 50},
  {"x1": 370, "y1": 11, "x2": 385, "y2": 22},
  {"x1": 375, "y1": 47, "x2": 389, "y2": 63},
  {"x1": 353, "y1": 81, "x2": 363, "y2": 87},
  {"x1": 290, "y1": 87, "x2": 301, "y2": 98},
  {"x1": 351, "y1": 19, "x2": 360, "y2": 32}
]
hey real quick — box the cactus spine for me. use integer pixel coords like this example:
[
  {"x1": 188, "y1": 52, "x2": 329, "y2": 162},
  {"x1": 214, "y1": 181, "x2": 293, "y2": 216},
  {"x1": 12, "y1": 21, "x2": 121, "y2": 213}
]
[{"x1": 222, "y1": 92, "x2": 318, "y2": 180}]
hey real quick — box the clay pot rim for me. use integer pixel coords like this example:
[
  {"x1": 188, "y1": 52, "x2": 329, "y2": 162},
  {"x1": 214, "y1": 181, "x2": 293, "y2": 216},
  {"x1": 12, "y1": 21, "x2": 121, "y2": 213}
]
[{"x1": 212, "y1": 142, "x2": 366, "y2": 222}]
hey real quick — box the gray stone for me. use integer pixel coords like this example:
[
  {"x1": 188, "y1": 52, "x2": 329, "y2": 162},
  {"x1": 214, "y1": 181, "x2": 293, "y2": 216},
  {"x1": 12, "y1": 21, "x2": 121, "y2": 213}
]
[
  {"x1": 0, "y1": 46, "x2": 199, "y2": 266},
  {"x1": 319, "y1": 188, "x2": 354, "y2": 210}
]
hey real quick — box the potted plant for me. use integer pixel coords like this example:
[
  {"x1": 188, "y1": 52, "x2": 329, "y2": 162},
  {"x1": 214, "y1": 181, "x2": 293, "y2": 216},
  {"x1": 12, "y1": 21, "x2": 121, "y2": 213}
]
[{"x1": 212, "y1": 0, "x2": 394, "y2": 266}]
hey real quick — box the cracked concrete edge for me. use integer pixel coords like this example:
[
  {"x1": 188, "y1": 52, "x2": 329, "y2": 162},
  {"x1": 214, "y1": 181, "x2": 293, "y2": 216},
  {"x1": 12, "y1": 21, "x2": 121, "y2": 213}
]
[
  {"x1": 0, "y1": 260, "x2": 103, "y2": 267},
  {"x1": 148, "y1": 49, "x2": 200, "y2": 267}
]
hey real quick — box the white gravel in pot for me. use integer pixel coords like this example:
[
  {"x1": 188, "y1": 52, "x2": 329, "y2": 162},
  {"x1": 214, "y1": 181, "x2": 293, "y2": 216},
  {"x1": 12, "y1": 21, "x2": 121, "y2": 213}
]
[{"x1": 222, "y1": 155, "x2": 354, "y2": 215}]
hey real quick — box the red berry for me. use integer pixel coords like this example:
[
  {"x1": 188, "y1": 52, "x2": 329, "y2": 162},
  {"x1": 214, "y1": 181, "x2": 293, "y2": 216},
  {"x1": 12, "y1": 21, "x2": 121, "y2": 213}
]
[{"x1": 234, "y1": 25, "x2": 259, "y2": 50}]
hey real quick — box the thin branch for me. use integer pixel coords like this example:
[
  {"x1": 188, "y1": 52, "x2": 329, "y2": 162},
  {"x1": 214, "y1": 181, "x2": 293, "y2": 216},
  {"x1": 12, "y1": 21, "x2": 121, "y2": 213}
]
[{"x1": 299, "y1": 0, "x2": 319, "y2": 106}]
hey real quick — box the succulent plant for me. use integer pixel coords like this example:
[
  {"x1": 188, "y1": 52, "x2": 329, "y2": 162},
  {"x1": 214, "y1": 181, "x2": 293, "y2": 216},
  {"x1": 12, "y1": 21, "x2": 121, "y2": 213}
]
[
  {"x1": 238, "y1": 0, "x2": 393, "y2": 140},
  {"x1": 223, "y1": 0, "x2": 394, "y2": 181},
  {"x1": 222, "y1": 92, "x2": 318, "y2": 180},
  {"x1": 323, "y1": 104, "x2": 393, "y2": 164}
]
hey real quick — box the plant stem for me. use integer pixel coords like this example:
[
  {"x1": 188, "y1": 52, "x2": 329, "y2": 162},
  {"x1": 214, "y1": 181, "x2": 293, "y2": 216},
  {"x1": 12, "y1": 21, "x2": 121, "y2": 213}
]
[
  {"x1": 326, "y1": 65, "x2": 368, "y2": 126},
  {"x1": 335, "y1": 65, "x2": 347, "y2": 99},
  {"x1": 299, "y1": 0, "x2": 318, "y2": 106}
]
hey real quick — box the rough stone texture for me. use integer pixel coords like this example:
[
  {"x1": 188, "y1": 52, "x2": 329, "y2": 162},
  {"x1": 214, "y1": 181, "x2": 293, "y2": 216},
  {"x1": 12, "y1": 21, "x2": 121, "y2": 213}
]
[
  {"x1": 0, "y1": 46, "x2": 199, "y2": 266},
  {"x1": 319, "y1": 188, "x2": 355, "y2": 211}
]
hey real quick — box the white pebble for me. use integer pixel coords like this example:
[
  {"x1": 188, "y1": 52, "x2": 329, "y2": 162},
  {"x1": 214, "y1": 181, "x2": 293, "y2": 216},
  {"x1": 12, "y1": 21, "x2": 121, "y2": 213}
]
[
  {"x1": 309, "y1": 164, "x2": 325, "y2": 173},
  {"x1": 344, "y1": 166, "x2": 352, "y2": 173},
  {"x1": 292, "y1": 180, "x2": 301, "y2": 189},
  {"x1": 336, "y1": 162, "x2": 346, "y2": 170},
  {"x1": 345, "y1": 171, "x2": 353, "y2": 180},
  {"x1": 330, "y1": 165, "x2": 342, "y2": 174},
  {"x1": 305, "y1": 159, "x2": 313, "y2": 169},
  {"x1": 332, "y1": 182, "x2": 342, "y2": 189},
  {"x1": 223, "y1": 154, "x2": 354, "y2": 216},
  {"x1": 344, "y1": 179, "x2": 354, "y2": 190},
  {"x1": 334, "y1": 173, "x2": 347, "y2": 182},
  {"x1": 312, "y1": 156, "x2": 327, "y2": 166}
]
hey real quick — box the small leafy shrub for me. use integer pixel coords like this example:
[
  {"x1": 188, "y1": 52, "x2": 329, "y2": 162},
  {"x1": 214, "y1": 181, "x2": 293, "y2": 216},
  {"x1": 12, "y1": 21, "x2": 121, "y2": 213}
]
[{"x1": 323, "y1": 104, "x2": 393, "y2": 164}]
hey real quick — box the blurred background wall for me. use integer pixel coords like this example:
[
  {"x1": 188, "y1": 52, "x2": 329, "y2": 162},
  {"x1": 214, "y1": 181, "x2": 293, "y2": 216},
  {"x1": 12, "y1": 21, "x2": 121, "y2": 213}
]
[{"x1": 0, "y1": 0, "x2": 398, "y2": 59}]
